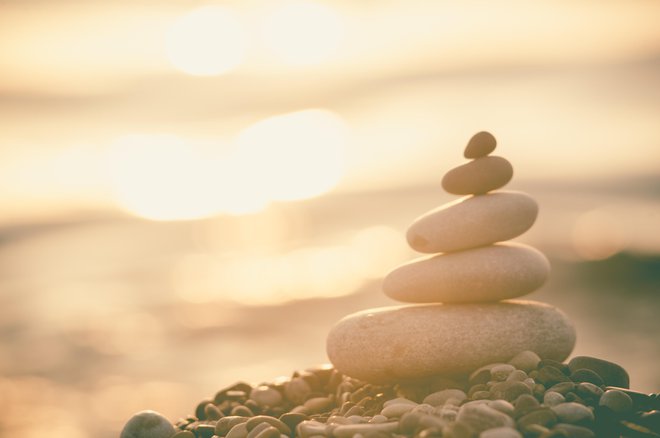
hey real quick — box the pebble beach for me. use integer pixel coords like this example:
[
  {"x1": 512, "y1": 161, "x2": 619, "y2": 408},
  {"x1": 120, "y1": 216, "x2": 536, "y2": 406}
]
[{"x1": 119, "y1": 134, "x2": 660, "y2": 437}]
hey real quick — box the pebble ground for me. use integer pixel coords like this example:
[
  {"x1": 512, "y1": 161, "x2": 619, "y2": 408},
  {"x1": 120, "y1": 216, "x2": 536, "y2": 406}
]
[{"x1": 161, "y1": 353, "x2": 659, "y2": 438}]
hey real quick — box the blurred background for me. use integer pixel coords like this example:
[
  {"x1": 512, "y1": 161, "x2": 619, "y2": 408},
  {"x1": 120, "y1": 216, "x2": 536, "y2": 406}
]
[{"x1": 1, "y1": 0, "x2": 660, "y2": 436}]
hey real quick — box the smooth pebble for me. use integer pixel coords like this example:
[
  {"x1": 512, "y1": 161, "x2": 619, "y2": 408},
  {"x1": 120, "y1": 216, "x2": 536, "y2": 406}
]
[
  {"x1": 406, "y1": 191, "x2": 538, "y2": 253},
  {"x1": 568, "y1": 356, "x2": 630, "y2": 389},
  {"x1": 599, "y1": 389, "x2": 633, "y2": 414},
  {"x1": 423, "y1": 389, "x2": 467, "y2": 407},
  {"x1": 480, "y1": 427, "x2": 522, "y2": 438},
  {"x1": 442, "y1": 156, "x2": 513, "y2": 195},
  {"x1": 327, "y1": 301, "x2": 575, "y2": 383},
  {"x1": 550, "y1": 402, "x2": 595, "y2": 424},
  {"x1": 516, "y1": 408, "x2": 557, "y2": 429},
  {"x1": 249, "y1": 386, "x2": 283, "y2": 407},
  {"x1": 543, "y1": 391, "x2": 566, "y2": 407},
  {"x1": 508, "y1": 351, "x2": 541, "y2": 373},
  {"x1": 553, "y1": 423, "x2": 596, "y2": 438},
  {"x1": 384, "y1": 243, "x2": 550, "y2": 303},
  {"x1": 457, "y1": 403, "x2": 515, "y2": 433},
  {"x1": 380, "y1": 402, "x2": 417, "y2": 418},
  {"x1": 464, "y1": 131, "x2": 496, "y2": 158},
  {"x1": 120, "y1": 410, "x2": 175, "y2": 438}
]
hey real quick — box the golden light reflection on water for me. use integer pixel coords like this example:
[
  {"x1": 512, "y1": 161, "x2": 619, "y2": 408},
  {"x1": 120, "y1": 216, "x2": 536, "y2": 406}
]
[
  {"x1": 572, "y1": 209, "x2": 628, "y2": 261},
  {"x1": 261, "y1": 1, "x2": 344, "y2": 66},
  {"x1": 105, "y1": 109, "x2": 347, "y2": 221},
  {"x1": 165, "y1": 6, "x2": 246, "y2": 76},
  {"x1": 172, "y1": 225, "x2": 408, "y2": 305}
]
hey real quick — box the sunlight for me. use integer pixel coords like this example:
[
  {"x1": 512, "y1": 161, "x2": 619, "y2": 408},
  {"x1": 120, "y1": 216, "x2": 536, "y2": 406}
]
[
  {"x1": 572, "y1": 209, "x2": 627, "y2": 260},
  {"x1": 105, "y1": 134, "x2": 221, "y2": 221},
  {"x1": 165, "y1": 6, "x2": 245, "y2": 76},
  {"x1": 233, "y1": 109, "x2": 348, "y2": 202},
  {"x1": 105, "y1": 111, "x2": 347, "y2": 222},
  {"x1": 262, "y1": 1, "x2": 344, "y2": 65}
]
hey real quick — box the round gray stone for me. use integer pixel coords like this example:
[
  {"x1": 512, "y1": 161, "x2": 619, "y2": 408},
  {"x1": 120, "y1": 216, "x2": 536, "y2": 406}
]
[
  {"x1": 326, "y1": 301, "x2": 576, "y2": 383},
  {"x1": 120, "y1": 411, "x2": 175, "y2": 438}
]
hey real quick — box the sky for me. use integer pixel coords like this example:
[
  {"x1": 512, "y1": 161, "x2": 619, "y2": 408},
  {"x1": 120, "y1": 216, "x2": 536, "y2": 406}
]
[{"x1": 1, "y1": 0, "x2": 659, "y2": 223}]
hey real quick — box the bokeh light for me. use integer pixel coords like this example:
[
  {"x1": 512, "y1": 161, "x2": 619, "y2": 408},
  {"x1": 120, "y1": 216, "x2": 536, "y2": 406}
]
[
  {"x1": 106, "y1": 134, "x2": 221, "y2": 221},
  {"x1": 572, "y1": 209, "x2": 628, "y2": 260},
  {"x1": 261, "y1": 1, "x2": 344, "y2": 65},
  {"x1": 165, "y1": 6, "x2": 245, "y2": 76},
  {"x1": 233, "y1": 109, "x2": 348, "y2": 202}
]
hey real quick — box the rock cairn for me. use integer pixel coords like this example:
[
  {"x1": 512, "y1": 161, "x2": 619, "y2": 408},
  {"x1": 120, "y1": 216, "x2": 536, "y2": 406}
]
[
  {"x1": 122, "y1": 132, "x2": 660, "y2": 438},
  {"x1": 326, "y1": 131, "x2": 577, "y2": 383}
]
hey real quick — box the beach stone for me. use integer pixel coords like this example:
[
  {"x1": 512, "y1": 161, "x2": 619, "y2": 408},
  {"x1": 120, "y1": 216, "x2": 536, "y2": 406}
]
[
  {"x1": 488, "y1": 400, "x2": 515, "y2": 417},
  {"x1": 406, "y1": 191, "x2": 538, "y2": 253},
  {"x1": 517, "y1": 408, "x2": 558, "y2": 429},
  {"x1": 423, "y1": 389, "x2": 467, "y2": 407},
  {"x1": 380, "y1": 402, "x2": 416, "y2": 418},
  {"x1": 543, "y1": 392, "x2": 566, "y2": 407},
  {"x1": 480, "y1": 427, "x2": 522, "y2": 438},
  {"x1": 246, "y1": 416, "x2": 292, "y2": 436},
  {"x1": 491, "y1": 364, "x2": 516, "y2": 381},
  {"x1": 599, "y1": 389, "x2": 633, "y2": 414},
  {"x1": 285, "y1": 377, "x2": 312, "y2": 405},
  {"x1": 569, "y1": 369, "x2": 604, "y2": 386},
  {"x1": 120, "y1": 410, "x2": 175, "y2": 438},
  {"x1": 508, "y1": 351, "x2": 541, "y2": 372},
  {"x1": 249, "y1": 386, "x2": 283, "y2": 407},
  {"x1": 384, "y1": 243, "x2": 550, "y2": 303},
  {"x1": 552, "y1": 423, "x2": 596, "y2": 438},
  {"x1": 442, "y1": 156, "x2": 513, "y2": 195},
  {"x1": 465, "y1": 131, "x2": 497, "y2": 158},
  {"x1": 457, "y1": 403, "x2": 515, "y2": 433},
  {"x1": 471, "y1": 364, "x2": 505, "y2": 386},
  {"x1": 550, "y1": 403, "x2": 594, "y2": 424},
  {"x1": 332, "y1": 422, "x2": 399, "y2": 438},
  {"x1": 546, "y1": 382, "x2": 576, "y2": 396},
  {"x1": 327, "y1": 301, "x2": 575, "y2": 383},
  {"x1": 507, "y1": 370, "x2": 528, "y2": 383},
  {"x1": 443, "y1": 421, "x2": 474, "y2": 438},
  {"x1": 514, "y1": 395, "x2": 540, "y2": 418},
  {"x1": 491, "y1": 381, "x2": 532, "y2": 402},
  {"x1": 567, "y1": 357, "x2": 629, "y2": 389},
  {"x1": 217, "y1": 417, "x2": 250, "y2": 436},
  {"x1": 537, "y1": 366, "x2": 571, "y2": 386},
  {"x1": 575, "y1": 383, "x2": 603, "y2": 401}
]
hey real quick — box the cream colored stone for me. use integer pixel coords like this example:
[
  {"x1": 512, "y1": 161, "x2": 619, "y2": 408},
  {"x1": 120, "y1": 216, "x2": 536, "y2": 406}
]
[
  {"x1": 383, "y1": 243, "x2": 550, "y2": 303},
  {"x1": 326, "y1": 301, "x2": 575, "y2": 384},
  {"x1": 406, "y1": 191, "x2": 538, "y2": 253},
  {"x1": 442, "y1": 156, "x2": 513, "y2": 195}
]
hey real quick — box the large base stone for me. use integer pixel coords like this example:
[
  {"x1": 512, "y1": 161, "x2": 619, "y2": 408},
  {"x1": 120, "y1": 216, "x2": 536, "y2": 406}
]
[{"x1": 326, "y1": 300, "x2": 575, "y2": 383}]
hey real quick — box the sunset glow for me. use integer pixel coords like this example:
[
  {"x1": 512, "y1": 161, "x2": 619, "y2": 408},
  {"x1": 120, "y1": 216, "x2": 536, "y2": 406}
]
[
  {"x1": 261, "y1": 1, "x2": 344, "y2": 65},
  {"x1": 165, "y1": 6, "x2": 245, "y2": 76}
]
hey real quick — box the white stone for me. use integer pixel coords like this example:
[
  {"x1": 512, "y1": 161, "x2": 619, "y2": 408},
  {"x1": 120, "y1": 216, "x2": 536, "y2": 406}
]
[
  {"x1": 383, "y1": 243, "x2": 550, "y2": 303},
  {"x1": 326, "y1": 300, "x2": 576, "y2": 383},
  {"x1": 406, "y1": 191, "x2": 538, "y2": 253}
]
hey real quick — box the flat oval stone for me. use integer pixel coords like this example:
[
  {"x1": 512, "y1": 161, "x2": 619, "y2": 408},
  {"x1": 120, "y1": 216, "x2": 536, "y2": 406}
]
[
  {"x1": 326, "y1": 300, "x2": 576, "y2": 383},
  {"x1": 465, "y1": 131, "x2": 496, "y2": 158},
  {"x1": 442, "y1": 156, "x2": 513, "y2": 195},
  {"x1": 567, "y1": 357, "x2": 630, "y2": 389},
  {"x1": 407, "y1": 191, "x2": 538, "y2": 253},
  {"x1": 383, "y1": 243, "x2": 550, "y2": 303}
]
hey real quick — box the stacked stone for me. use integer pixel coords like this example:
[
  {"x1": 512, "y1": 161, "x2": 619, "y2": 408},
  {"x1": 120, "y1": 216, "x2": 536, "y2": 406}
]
[{"x1": 327, "y1": 132, "x2": 577, "y2": 384}]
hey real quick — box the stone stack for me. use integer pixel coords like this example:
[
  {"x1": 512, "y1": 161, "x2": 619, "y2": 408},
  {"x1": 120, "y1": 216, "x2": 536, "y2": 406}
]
[{"x1": 327, "y1": 132, "x2": 576, "y2": 384}]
